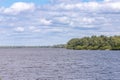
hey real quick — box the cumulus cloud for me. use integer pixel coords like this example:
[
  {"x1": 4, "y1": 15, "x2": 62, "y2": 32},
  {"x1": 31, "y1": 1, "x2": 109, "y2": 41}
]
[
  {"x1": 55, "y1": 16, "x2": 71, "y2": 24},
  {"x1": 39, "y1": 18, "x2": 52, "y2": 25},
  {"x1": 105, "y1": 2, "x2": 120, "y2": 10},
  {"x1": 14, "y1": 27, "x2": 25, "y2": 32},
  {"x1": 58, "y1": 2, "x2": 100, "y2": 11},
  {"x1": 29, "y1": 26, "x2": 41, "y2": 32},
  {"x1": 104, "y1": 0, "x2": 120, "y2": 2},
  {"x1": 56, "y1": 1, "x2": 120, "y2": 12},
  {"x1": 1, "y1": 0, "x2": 120, "y2": 30},
  {"x1": 3, "y1": 2, "x2": 35, "y2": 15},
  {"x1": 45, "y1": 28, "x2": 64, "y2": 33},
  {"x1": 82, "y1": 17, "x2": 95, "y2": 24}
]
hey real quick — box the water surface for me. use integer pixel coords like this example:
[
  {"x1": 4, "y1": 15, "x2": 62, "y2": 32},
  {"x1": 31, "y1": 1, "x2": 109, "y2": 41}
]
[{"x1": 0, "y1": 48, "x2": 120, "y2": 80}]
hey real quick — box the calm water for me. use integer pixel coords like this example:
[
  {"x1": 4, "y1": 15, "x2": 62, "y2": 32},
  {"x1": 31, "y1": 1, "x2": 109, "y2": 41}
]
[{"x1": 0, "y1": 48, "x2": 120, "y2": 80}]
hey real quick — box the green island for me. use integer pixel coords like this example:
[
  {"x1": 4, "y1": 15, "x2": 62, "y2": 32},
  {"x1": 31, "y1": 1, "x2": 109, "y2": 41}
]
[{"x1": 66, "y1": 35, "x2": 120, "y2": 50}]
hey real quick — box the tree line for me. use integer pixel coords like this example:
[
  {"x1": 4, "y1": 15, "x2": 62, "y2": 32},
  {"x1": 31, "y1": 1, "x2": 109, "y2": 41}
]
[{"x1": 66, "y1": 35, "x2": 120, "y2": 50}]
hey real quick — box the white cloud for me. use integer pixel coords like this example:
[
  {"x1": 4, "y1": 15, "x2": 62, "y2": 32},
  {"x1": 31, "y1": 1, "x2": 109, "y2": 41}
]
[
  {"x1": 105, "y1": 2, "x2": 120, "y2": 10},
  {"x1": 56, "y1": 1, "x2": 120, "y2": 12},
  {"x1": 3, "y1": 2, "x2": 35, "y2": 15},
  {"x1": 55, "y1": 16, "x2": 70, "y2": 24},
  {"x1": 0, "y1": 28, "x2": 6, "y2": 34},
  {"x1": 104, "y1": 0, "x2": 111, "y2": 2},
  {"x1": 104, "y1": 0, "x2": 120, "y2": 2},
  {"x1": 45, "y1": 28, "x2": 63, "y2": 33},
  {"x1": 33, "y1": 29, "x2": 41, "y2": 32},
  {"x1": 29, "y1": 26, "x2": 36, "y2": 30},
  {"x1": 0, "y1": 7, "x2": 4, "y2": 12},
  {"x1": 14, "y1": 27, "x2": 25, "y2": 32},
  {"x1": 82, "y1": 17, "x2": 95, "y2": 24},
  {"x1": 57, "y1": 2, "x2": 100, "y2": 10},
  {"x1": 0, "y1": 16, "x2": 4, "y2": 22},
  {"x1": 29, "y1": 26, "x2": 41, "y2": 32},
  {"x1": 65, "y1": 17, "x2": 96, "y2": 28},
  {"x1": 39, "y1": 18, "x2": 52, "y2": 25}
]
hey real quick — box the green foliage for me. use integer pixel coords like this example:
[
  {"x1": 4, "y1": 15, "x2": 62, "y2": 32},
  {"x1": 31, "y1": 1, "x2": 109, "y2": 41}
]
[
  {"x1": 52, "y1": 44, "x2": 66, "y2": 48},
  {"x1": 66, "y1": 35, "x2": 120, "y2": 50}
]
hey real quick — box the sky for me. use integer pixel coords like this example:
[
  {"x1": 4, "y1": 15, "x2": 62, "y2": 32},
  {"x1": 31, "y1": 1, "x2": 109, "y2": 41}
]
[{"x1": 0, "y1": 0, "x2": 120, "y2": 46}]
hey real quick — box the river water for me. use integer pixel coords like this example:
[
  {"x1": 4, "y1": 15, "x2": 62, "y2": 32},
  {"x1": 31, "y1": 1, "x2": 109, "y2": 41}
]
[{"x1": 0, "y1": 48, "x2": 120, "y2": 80}]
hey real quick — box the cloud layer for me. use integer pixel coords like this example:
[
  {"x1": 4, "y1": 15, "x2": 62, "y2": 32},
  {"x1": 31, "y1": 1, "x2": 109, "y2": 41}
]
[
  {"x1": 0, "y1": 0, "x2": 120, "y2": 45},
  {"x1": 3, "y1": 2, "x2": 35, "y2": 15}
]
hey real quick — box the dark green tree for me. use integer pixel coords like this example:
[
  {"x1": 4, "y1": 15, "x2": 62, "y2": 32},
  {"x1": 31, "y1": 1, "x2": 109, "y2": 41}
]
[{"x1": 66, "y1": 35, "x2": 120, "y2": 50}]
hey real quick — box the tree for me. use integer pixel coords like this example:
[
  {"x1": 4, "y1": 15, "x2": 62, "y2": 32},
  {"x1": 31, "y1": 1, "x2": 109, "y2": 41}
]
[{"x1": 66, "y1": 35, "x2": 120, "y2": 50}]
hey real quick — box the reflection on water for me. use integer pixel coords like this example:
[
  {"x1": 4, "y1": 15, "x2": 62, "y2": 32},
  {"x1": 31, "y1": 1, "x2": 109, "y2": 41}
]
[{"x1": 0, "y1": 48, "x2": 120, "y2": 80}]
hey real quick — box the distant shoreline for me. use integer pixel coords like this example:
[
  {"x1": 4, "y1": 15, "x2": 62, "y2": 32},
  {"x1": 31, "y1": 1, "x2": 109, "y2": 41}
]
[
  {"x1": 0, "y1": 47, "x2": 119, "y2": 51},
  {"x1": 0, "y1": 44, "x2": 66, "y2": 48},
  {"x1": 0, "y1": 46, "x2": 65, "y2": 48},
  {"x1": 0, "y1": 46, "x2": 52, "y2": 48}
]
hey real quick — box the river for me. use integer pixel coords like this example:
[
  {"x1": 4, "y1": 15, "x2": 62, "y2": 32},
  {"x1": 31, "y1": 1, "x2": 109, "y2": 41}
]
[{"x1": 0, "y1": 48, "x2": 120, "y2": 80}]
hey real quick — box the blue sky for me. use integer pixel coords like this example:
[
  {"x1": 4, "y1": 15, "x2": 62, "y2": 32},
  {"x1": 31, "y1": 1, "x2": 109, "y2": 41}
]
[
  {"x1": 0, "y1": 0, "x2": 50, "y2": 7},
  {"x1": 0, "y1": 0, "x2": 120, "y2": 46}
]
